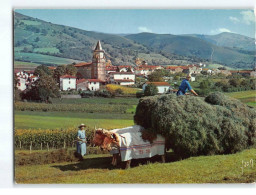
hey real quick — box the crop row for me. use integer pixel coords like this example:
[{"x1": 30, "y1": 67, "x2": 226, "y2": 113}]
[
  {"x1": 106, "y1": 84, "x2": 140, "y2": 95},
  {"x1": 15, "y1": 102, "x2": 130, "y2": 113},
  {"x1": 15, "y1": 128, "x2": 95, "y2": 150}
]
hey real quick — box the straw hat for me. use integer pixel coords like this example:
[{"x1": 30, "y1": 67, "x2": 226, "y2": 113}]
[{"x1": 78, "y1": 123, "x2": 86, "y2": 128}]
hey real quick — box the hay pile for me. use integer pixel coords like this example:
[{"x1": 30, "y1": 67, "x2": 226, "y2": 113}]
[{"x1": 134, "y1": 92, "x2": 256, "y2": 158}]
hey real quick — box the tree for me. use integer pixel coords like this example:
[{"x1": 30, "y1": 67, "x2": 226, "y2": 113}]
[
  {"x1": 34, "y1": 65, "x2": 52, "y2": 77},
  {"x1": 22, "y1": 74, "x2": 60, "y2": 102},
  {"x1": 35, "y1": 37, "x2": 40, "y2": 42},
  {"x1": 53, "y1": 65, "x2": 66, "y2": 83},
  {"x1": 148, "y1": 70, "x2": 164, "y2": 82},
  {"x1": 66, "y1": 64, "x2": 77, "y2": 76},
  {"x1": 144, "y1": 84, "x2": 158, "y2": 96}
]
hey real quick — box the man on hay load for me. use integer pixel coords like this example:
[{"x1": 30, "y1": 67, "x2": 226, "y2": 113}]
[{"x1": 177, "y1": 74, "x2": 198, "y2": 96}]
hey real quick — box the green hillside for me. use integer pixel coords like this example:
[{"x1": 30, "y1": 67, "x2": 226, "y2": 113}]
[
  {"x1": 189, "y1": 32, "x2": 255, "y2": 51},
  {"x1": 126, "y1": 33, "x2": 255, "y2": 69},
  {"x1": 14, "y1": 12, "x2": 255, "y2": 68}
]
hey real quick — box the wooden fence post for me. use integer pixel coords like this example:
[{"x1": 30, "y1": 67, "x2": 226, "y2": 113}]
[
  {"x1": 30, "y1": 141, "x2": 32, "y2": 154},
  {"x1": 19, "y1": 141, "x2": 21, "y2": 149},
  {"x1": 64, "y1": 140, "x2": 66, "y2": 149},
  {"x1": 47, "y1": 143, "x2": 49, "y2": 151},
  {"x1": 41, "y1": 143, "x2": 43, "y2": 150}
]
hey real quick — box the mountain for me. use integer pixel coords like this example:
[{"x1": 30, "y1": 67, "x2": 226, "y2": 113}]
[
  {"x1": 125, "y1": 33, "x2": 255, "y2": 69},
  {"x1": 14, "y1": 12, "x2": 255, "y2": 69},
  {"x1": 188, "y1": 32, "x2": 255, "y2": 52},
  {"x1": 14, "y1": 12, "x2": 188, "y2": 66}
]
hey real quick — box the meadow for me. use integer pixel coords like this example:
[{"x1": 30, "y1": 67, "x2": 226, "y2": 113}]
[
  {"x1": 225, "y1": 90, "x2": 256, "y2": 107},
  {"x1": 15, "y1": 97, "x2": 139, "y2": 130},
  {"x1": 14, "y1": 52, "x2": 82, "y2": 65},
  {"x1": 15, "y1": 148, "x2": 256, "y2": 184}
]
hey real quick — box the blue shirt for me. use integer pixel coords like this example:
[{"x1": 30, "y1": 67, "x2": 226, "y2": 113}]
[{"x1": 179, "y1": 79, "x2": 192, "y2": 93}]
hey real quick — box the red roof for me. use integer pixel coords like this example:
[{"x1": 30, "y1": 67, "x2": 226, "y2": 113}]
[
  {"x1": 60, "y1": 75, "x2": 76, "y2": 79},
  {"x1": 48, "y1": 66, "x2": 56, "y2": 70},
  {"x1": 74, "y1": 62, "x2": 92, "y2": 67},
  {"x1": 114, "y1": 79, "x2": 134, "y2": 82},
  {"x1": 109, "y1": 72, "x2": 135, "y2": 75},
  {"x1": 76, "y1": 79, "x2": 86, "y2": 84},
  {"x1": 146, "y1": 82, "x2": 170, "y2": 86},
  {"x1": 118, "y1": 65, "x2": 133, "y2": 69},
  {"x1": 106, "y1": 66, "x2": 117, "y2": 71},
  {"x1": 87, "y1": 79, "x2": 103, "y2": 82},
  {"x1": 165, "y1": 66, "x2": 183, "y2": 70},
  {"x1": 137, "y1": 65, "x2": 161, "y2": 70}
]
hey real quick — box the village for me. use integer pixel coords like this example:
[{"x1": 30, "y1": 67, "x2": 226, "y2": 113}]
[{"x1": 15, "y1": 40, "x2": 256, "y2": 98}]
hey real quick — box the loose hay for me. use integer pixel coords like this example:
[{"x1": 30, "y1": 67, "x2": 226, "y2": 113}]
[{"x1": 134, "y1": 92, "x2": 256, "y2": 158}]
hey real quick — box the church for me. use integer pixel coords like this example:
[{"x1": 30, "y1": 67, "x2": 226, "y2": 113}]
[{"x1": 75, "y1": 40, "x2": 106, "y2": 82}]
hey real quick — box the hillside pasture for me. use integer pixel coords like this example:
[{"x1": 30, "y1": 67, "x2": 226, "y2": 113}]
[
  {"x1": 14, "y1": 52, "x2": 82, "y2": 65},
  {"x1": 15, "y1": 148, "x2": 256, "y2": 184},
  {"x1": 14, "y1": 60, "x2": 40, "y2": 69},
  {"x1": 33, "y1": 47, "x2": 60, "y2": 54}
]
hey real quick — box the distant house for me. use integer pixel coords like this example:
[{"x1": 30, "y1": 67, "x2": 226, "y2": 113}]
[
  {"x1": 135, "y1": 65, "x2": 163, "y2": 76},
  {"x1": 142, "y1": 82, "x2": 171, "y2": 94},
  {"x1": 118, "y1": 65, "x2": 135, "y2": 73},
  {"x1": 165, "y1": 66, "x2": 183, "y2": 74},
  {"x1": 16, "y1": 77, "x2": 26, "y2": 91},
  {"x1": 109, "y1": 72, "x2": 135, "y2": 85},
  {"x1": 77, "y1": 79, "x2": 102, "y2": 91},
  {"x1": 250, "y1": 71, "x2": 256, "y2": 77},
  {"x1": 60, "y1": 75, "x2": 76, "y2": 91},
  {"x1": 15, "y1": 69, "x2": 37, "y2": 91}
]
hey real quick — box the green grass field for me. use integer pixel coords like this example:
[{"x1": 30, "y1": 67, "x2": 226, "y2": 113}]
[
  {"x1": 15, "y1": 148, "x2": 256, "y2": 184},
  {"x1": 14, "y1": 52, "x2": 82, "y2": 65},
  {"x1": 15, "y1": 111, "x2": 134, "y2": 130},
  {"x1": 33, "y1": 47, "x2": 60, "y2": 54},
  {"x1": 14, "y1": 60, "x2": 41, "y2": 69},
  {"x1": 226, "y1": 90, "x2": 256, "y2": 107}
]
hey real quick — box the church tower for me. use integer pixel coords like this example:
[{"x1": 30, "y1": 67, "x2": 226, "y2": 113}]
[{"x1": 91, "y1": 40, "x2": 106, "y2": 81}]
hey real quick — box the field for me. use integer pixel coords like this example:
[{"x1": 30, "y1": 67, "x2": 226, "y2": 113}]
[
  {"x1": 15, "y1": 111, "x2": 134, "y2": 130},
  {"x1": 14, "y1": 94, "x2": 256, "y2": 184},
  {"x1": 14, "y1": 52, "x2": 82, "y2": 65},
  {"x1": 15, "y1": 97, "x2": 139, "y2": 130},
  {"x1": 14, "y1": 60, "x2": 40, "y2": 69},
  {"x1": 15, "y1": 148, "x2": 256, "y2": 183},
  {"x1": 226, "y1": 90, "x2": 256, "y2": 107}
]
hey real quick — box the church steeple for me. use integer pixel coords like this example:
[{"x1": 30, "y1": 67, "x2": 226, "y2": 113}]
[
  {"x1": 91, "y1": 40, "x2": 106, "y2": 81},
  {"x1": 95, "y1": 40, "x2": 103, "y2": 51}
]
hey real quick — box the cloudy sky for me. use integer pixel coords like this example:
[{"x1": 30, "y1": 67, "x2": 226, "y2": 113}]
[{"x1": 16, "y1": 9, "x2": 255, "y2": 38}]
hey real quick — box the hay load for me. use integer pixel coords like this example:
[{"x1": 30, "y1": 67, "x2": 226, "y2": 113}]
[{"x1": 134, "y1": 92, "x2": 256, "y2": 158}]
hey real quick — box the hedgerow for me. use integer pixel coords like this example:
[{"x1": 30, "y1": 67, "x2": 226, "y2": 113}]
[
  {"x1": 15, "y1": 101, "x2": 129, "y2": 113},
  {"x1": 134, "y1": 92, "x2": 256, "y2": 158}
]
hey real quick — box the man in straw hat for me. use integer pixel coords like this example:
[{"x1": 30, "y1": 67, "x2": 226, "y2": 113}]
[
  {"x1": 177, "y1": 74, "x2": 198, "y2": 96},
  {"x1": 76, "y1": 123, "x2": 87, "y2": 161}
]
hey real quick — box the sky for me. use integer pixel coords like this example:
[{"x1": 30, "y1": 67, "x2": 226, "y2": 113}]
[{"x1": 15, "y1": 9, "x2": 255, "y2": 38}]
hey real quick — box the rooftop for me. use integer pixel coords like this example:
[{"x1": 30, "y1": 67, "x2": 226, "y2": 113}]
[{"x1": 146, "y1": 82, "x2": 170, "y2": 86}]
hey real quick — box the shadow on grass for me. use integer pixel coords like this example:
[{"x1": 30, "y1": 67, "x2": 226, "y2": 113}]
[{"x1": 52, "y1": 151, "x2": 181, "y2": 171}]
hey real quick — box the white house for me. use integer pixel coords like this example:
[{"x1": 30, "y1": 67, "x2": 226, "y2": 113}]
[
  {"x1": 142, "y1": 82, "x2": 171, "y2": 94},
  {"x1": 109, "y1": 72, "x2": 135, "y2": 85},
  {"x1": 60, "y1": 75, "x2": 77, "y2": 91},
  {"x1": 135, "y1": 65, "x2": 163, "y2": 77},
  {"x1": 77, "y1": 79, "x2": 102, "y2": 91},
  {"x1": 17, "y1": 77, "x2": 27, "y2": 91},
  {"x1": 15, "y1": 69, "x2": 38, "y2": 91},
  {"x1": 86, "y1": 79, "x2": 101, "y2": 91}
]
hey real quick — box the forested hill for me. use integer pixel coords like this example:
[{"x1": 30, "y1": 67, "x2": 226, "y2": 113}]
[{"x1": 14, "y1": 12, "x2": 255, "y2": 69}]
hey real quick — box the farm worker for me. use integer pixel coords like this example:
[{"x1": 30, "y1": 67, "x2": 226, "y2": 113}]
[
  {"x1": 177, "y1": 74, "x2": 198, "y2": 96},
  {"x1": 76, "y1": 123, "x2": 87, "y2": 161}
]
